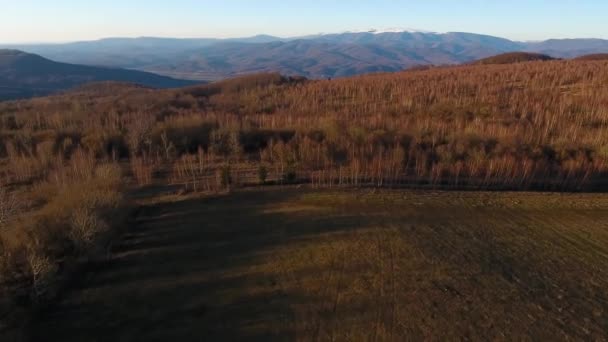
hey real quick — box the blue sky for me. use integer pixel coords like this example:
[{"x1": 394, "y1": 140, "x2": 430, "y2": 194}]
[{"x1": 1, "y1": 0, "x2": 606, "y2": 43}]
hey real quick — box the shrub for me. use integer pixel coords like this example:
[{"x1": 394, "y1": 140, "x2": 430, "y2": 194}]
[
  {"x1": 68, "y1": 207, "x2": 109, "y2": 252},
  {"x1": 0, "y1": 161, "x2": 123, "y2": 306},
  {"x1": 81, "y1": 133, "x2": 106, "y2": 158},
  {"x1": 210, "y1": 130, "x2": 241, "y2": 158},
  {"x1": 23, "y1": 231, "x2": 59, "y2": 301}
]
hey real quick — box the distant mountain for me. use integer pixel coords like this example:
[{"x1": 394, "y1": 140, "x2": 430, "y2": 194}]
[
  {"x1": 3, "y1": 30, "x2": 608, "y2": 80},
  {"x1": 0, "y1": 49, "x2": 197, "y2": 101},
  {"x1": 128, "y1": 31, "x2": 534, "y2": 80},
  {"x1": 143, "y1": 40, "x2": 417, "y2": 80},
  {"x1": 524, "y1": 39, "x2": 608, "y2": 58},
  {"x1": 1, "y1": 36, "x2": 283, "y2": 70},
  {"x1": 473, "y1": 52, "x2": 555, "y2": 65}
]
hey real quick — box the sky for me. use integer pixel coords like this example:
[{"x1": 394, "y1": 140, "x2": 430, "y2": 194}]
[{"x1": 1, "y1": 0, "x2": 607, "y2": 43}]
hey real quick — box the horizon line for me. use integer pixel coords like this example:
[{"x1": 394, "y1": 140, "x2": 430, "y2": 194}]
[{"x1": 1, "y1": 30, "x2": 607, "y2": 46}]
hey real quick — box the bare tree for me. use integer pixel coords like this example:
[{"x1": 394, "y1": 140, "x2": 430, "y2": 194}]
[
  {"x1": 25, "y1": 244, "x2": 58, "y2": 301},
  {"x1": 124, "y1": 112, "x2": 156, "y2": 157}
]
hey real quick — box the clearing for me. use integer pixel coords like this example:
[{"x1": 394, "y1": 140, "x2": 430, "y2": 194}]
[{"x1": 30, "y1": 188, "x2": 608, "y2": 341}]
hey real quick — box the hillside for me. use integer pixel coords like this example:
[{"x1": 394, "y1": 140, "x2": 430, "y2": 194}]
[
  {"x1": 474, "y1": 52, "x2": 555, "y2": 65},
  {"x1": 2, "y1": 58, "x2": 608, "y2": 190},
  {"x1": 5, "y1": 32, "x2": 608, "y2": 80},
  {"x1": 575, "y1": 53, "x2": 608, "y2": 61},
  {"x1": 0, "y1": 49, "x2": 197, "y2": 101}
]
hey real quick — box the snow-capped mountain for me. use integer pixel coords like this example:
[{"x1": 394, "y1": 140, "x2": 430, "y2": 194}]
[{"x1": 343, "y1": 27, "x2": 436, "y2": 34}]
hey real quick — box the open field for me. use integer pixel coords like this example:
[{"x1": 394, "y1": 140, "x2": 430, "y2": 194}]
[
  {"x1": 1, "y1": 58, "x2": 607, "y2": 340},
  {"x1": 29, "y1": 188, "x2": 608, "y2": 341}
]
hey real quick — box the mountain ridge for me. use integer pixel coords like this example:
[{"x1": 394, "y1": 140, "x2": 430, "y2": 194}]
[
  {"x1": 2, "y1": 31, "x2": 608, "y2": 81},
  {"x1": 0, "y1": 49, "x2": 197, "y2": 101}
]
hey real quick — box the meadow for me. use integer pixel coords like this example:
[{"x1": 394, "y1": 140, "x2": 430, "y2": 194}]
[{"x1": 30, "y1": 188, "x2": 608, "y2": 341}]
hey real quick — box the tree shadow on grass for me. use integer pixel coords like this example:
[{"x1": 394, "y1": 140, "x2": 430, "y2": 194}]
[{"x1": 29, "y1": 188, "x2": 374, "y2": 342}]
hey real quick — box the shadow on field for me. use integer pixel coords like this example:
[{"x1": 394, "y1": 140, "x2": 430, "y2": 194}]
[
  {"x1": 28, "y1": 189, "x2": 608, "y2": 340},
  {"x1": 29, "y1": 189, "x2": 371, "y2": 341}
]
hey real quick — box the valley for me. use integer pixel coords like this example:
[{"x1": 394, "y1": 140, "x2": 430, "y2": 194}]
[{"x1": 1, "y1": 11, "x2": 608, "y2": 339}]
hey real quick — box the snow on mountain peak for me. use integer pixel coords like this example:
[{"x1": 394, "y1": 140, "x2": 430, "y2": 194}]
[{"x1": 344, "y1": 27, "x2": 435, "y2": 34}]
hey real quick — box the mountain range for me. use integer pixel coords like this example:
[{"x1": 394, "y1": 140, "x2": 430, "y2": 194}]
[
  {"x1": 3, "y1": 30, "x2": 608, "y2": 80},
  {"x1": 0, "y1": 49, "x2": 196, "y2": 101}
]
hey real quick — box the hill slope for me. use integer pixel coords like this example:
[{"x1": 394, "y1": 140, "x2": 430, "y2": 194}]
[
  {"x1": 575, "y1": 53, "x2": 608, "y2": 61},
  {"x1": 474, "y1": 52, "x2": 555, "y2": 65},
  {"x1": 0, "y1": 49, "x2": 197, "y2": 101},
  {"x1": 2, "y1": 58, "x2": 608, "y2": 190}
]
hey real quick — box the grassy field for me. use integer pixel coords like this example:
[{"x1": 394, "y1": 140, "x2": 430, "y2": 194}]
[{"x1": 30, "y1": 188, "x2": 608, "y2": 341}]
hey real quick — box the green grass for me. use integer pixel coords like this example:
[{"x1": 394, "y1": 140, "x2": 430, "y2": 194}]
[{"x1": 31, "y1": 188, "x2": 608, "y2": 341}]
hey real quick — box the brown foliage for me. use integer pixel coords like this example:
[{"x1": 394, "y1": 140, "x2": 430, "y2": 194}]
[{"x1": 1, "y1": 60, "x2": 608, "y2": 190}]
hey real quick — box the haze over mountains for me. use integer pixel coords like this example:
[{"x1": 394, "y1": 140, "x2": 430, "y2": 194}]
[
  {"x1": 4, "y1": 29, "x2": 608, "y2": 81},
  {"x1": 0, "y1": 49, "x2": 196, "y2": 101},
  {"x1": 1, "y1": 30, "x2": 608, "y2": 101}
]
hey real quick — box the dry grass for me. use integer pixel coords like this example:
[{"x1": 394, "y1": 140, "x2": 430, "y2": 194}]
[
  {"x1": 29, "y1": 188, "x2": 608, "y2": 341},
  {"x1": 130, "y1": 156, "x2": 155, "y2": 186}
]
